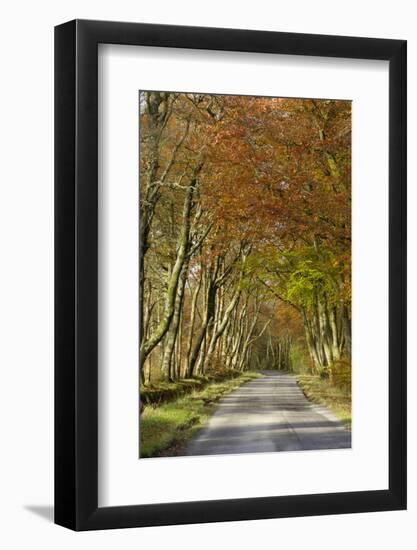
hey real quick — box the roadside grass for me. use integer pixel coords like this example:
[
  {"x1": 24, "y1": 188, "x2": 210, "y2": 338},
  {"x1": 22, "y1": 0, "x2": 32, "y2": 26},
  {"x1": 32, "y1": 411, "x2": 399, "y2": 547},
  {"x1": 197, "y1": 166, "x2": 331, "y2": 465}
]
[
  {"x1": 296, "y1": 374, "x2": 351, "y2": 429},
  {"x1": 140, "y1": 371, "x2": 262, "y2": 458},
  {"x1": 140, "y1": 371, "x2": 245, "y2": 408}
]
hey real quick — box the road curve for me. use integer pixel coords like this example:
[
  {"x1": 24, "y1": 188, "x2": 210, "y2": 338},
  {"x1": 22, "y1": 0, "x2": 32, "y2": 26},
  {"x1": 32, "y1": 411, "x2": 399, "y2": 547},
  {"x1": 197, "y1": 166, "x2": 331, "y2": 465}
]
[{"x1": 186, "y1": 371, "x2": 351, "y2": 456}]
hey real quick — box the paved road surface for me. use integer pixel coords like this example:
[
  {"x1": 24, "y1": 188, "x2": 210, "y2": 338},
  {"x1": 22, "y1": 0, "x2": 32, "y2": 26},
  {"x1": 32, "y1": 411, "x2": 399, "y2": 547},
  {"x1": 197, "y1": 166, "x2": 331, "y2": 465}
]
[{"x1": 186, "y1": 371, "x2": 351, "y2": 456}]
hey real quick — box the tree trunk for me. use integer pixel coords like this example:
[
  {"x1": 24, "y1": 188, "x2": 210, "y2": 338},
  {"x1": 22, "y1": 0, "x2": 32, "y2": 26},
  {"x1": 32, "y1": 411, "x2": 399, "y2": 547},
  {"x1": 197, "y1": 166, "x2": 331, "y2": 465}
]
[
  {"x1": 205, "y1": 289, "x2": 241, "y2": 368},
  {"x1": 185, "y1": 269, "x2": 202, "y2": 377},
  {"x1": 187, "y1": 277, "x2": 216, "y2": 377},
  {"x1": 160, "y1": 261, "x2": 188, "y2": 381},
  {"x1": 140, "y1": 167, "x2": 200, "y2": 367}
]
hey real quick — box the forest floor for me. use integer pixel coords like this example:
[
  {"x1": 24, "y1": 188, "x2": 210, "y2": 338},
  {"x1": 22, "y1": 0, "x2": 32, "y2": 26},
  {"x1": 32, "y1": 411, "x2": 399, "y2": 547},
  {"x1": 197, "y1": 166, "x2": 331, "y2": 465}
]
[
  {"x1": 296, "y1": 374, "x2": 351, "y2": 429},
  {"x1": 140, "y1": 371, "x2": 262, "y2": 458}
]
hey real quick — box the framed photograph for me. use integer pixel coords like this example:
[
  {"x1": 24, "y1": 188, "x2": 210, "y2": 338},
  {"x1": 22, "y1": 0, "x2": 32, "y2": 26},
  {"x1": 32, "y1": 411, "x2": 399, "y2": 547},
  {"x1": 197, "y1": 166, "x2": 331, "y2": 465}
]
[{"x1": 55, "y1": 19, "x2": 406, "y2": 530}]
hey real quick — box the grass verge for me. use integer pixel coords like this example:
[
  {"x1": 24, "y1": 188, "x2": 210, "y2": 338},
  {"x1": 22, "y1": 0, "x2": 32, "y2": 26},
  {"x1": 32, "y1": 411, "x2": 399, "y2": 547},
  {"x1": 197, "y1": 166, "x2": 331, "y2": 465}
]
[
  {"x1": 296, "y1": 374, "x2": 351, "y2": 429},
  {"x1": 140, "y1": 371, "x2": 262, "y2": 458},
  {"x1": 140, "y1": 371, "x2": 245, "y2": 407}
]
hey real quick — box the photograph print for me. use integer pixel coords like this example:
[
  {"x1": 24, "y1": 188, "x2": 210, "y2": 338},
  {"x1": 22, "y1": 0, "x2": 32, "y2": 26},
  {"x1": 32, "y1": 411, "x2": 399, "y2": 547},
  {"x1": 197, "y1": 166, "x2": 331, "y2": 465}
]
[{"x1": 139, "y1": 91, "x2": 352, "y2": 459}]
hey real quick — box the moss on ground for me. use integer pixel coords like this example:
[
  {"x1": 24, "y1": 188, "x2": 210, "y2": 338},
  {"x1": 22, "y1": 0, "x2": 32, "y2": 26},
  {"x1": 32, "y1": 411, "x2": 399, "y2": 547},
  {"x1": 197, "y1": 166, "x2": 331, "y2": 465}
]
[{"x1": 140, "y1": 371, "x2": 262, "y2": 458}]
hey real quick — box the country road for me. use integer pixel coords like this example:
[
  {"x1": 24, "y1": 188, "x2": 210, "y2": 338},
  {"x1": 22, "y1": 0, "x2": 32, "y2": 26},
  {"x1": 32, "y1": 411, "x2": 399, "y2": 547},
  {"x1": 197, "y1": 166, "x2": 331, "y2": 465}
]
[{"x1": 186, "y1": 371, "x2": 351, "y2": 456}]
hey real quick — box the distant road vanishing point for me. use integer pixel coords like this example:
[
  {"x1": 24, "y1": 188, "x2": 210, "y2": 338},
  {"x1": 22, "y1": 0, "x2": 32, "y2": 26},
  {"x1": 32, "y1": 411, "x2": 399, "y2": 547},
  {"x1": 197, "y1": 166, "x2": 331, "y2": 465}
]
[{"x1": 186, "y1": 371, "x2": 351, "y2": 456}]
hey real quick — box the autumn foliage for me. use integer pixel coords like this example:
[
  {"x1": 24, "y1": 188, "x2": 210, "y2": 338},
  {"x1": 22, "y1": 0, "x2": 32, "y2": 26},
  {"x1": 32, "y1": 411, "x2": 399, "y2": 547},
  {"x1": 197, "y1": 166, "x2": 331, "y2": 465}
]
[{"x1": 139, "y1": 92, "x2": 351, "y2": 384}]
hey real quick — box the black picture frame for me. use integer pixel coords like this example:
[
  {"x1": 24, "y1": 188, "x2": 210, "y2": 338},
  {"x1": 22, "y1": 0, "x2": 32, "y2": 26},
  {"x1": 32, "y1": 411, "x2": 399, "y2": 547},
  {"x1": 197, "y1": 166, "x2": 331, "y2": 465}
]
[{"x1": 55, "y1": 19, "x2": 407, "y2": 531}]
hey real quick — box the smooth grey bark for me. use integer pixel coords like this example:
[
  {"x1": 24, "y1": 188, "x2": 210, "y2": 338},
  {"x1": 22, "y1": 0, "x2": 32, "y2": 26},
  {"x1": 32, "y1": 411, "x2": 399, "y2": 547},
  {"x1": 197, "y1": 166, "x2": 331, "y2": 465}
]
[
  {"x1": 203, "y1": 288, "x2": 241, "y2": 370},
  {"x1": 160, "y1": 260, "x2": 189, "y2": 380},
  {"x1": 185, "y1": 269, "x2": 202, "y2": 376},
  {"x1": 187, "y1": 277, "x2": 216, "y2": 377},
  {"x1": 140, "y1": 166, "x2": 201, "y2": 367},
  {"x1": 139, "y1": 93, "x2": 190, "y2": 361}
]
